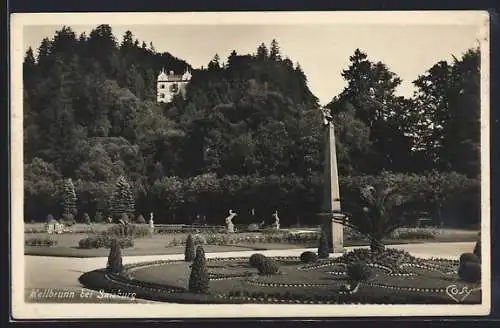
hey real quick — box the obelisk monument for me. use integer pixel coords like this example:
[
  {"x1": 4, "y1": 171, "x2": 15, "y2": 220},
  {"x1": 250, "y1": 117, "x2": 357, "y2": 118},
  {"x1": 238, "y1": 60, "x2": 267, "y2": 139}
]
[{"x1": 318, "y1": 107, "x2": 344, "y2": 253}]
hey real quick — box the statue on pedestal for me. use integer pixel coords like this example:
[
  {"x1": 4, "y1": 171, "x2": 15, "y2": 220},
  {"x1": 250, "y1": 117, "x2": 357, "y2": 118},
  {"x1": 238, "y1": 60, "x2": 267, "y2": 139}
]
[
  {"x1": 272, "y1": 210, "x2": 280, "y2": 230},
  {"x1": 225, "y1": 209, "x2": 237, "y2": 233},
  {"x1": 46, "y1": 222, "x2": 54, "y2": 234}
]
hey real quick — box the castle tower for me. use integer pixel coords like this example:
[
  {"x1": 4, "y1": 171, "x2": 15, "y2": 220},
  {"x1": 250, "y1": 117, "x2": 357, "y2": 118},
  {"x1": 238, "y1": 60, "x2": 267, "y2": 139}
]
[{"x1": 157, "y1": 67, "x2": 191, "y2": 103}]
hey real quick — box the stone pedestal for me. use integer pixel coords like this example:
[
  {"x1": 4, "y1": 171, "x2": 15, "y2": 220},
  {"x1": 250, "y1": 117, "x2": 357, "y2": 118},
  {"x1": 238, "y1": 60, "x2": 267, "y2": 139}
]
[{"x1": 318, "y1": 213, "x2": 345, "y2": 253}]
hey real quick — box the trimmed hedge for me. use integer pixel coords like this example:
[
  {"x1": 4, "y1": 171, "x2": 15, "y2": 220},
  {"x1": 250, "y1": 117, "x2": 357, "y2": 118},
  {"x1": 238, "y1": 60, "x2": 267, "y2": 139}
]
[
  {"x1": 25, "y1": 237, "x2": 58, "y2": 247},
  {"x1": 78, "y1": 235, "x2": 134, "y2": 249}
]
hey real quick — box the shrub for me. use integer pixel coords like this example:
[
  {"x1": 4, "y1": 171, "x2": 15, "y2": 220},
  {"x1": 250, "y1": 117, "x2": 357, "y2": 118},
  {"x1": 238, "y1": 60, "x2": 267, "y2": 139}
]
[
  {"x1": 249, "y1": 253, "x2": 266, "y2": 268},
  {"x1": 473, "y1": 238, "x2": 481, "y2": 260},
  {"x1": 347, "y1": 262, "x2": 372, "y2": 282},
  {"x1": 25, "y1": 237, "x2": 58, "y2": 247},
  {"x1": 318, "y1": 229, "x2": 329, "y2": 259},
  {"x1": 63, "y1": 213, "x2": 76, "y2": 226},
  {"x1": 300, "y1": 251, "x2": 318, "y2": 263},
  {"x1": 192, "y1": 234, "x2": 207, "y2": 245},
  {"x1": 94, "y1": 212, "x2": 104, "y2": 223},
  {"x1": 257, "y1": 257, "x2": 280, "y2": 275},
  {"x1": 458, "y1": 261, "x2": 481, "y2": 283},
  {"x1": 106, "y1": 239, "x2": 123, "y2": 274},
  {"x1": 136, "y1": 214, "x2": 146, "y2": 224},
  {"x1": 188, "y1": 246, "x2": 209, "y2": 294},
  {"x1": 459, "y1": 253, "x2": 480, "y2": 265},
  {"x1": 247, "y1": 223, "x2": 260, "y2": 232},
  {"x1": 83, "y1": 213, "x2": 91, "y2": 225},
  {"x1": 78, "y1": 235, "x2": 134, "y2": 249},
  {"x1": 391, "y1": 228, "x2": 437, "y2": 240},
  {"x1": 185, "y1": 234, "x2": 196, "y2": 261},
  {"x1": 105, "y1": 224, "x2": 150, "y2": 238}
]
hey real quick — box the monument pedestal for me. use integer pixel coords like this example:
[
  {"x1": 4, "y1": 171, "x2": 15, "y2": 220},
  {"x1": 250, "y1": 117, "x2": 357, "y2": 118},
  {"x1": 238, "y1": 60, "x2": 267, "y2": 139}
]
[{"x1": 318, "y1": 212, "x2": 345, "y2": 253}]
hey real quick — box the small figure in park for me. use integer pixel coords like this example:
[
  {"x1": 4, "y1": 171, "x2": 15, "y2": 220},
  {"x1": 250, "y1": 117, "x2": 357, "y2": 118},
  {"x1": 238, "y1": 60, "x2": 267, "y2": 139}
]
[
  {"x1": 225, "y1": 209, "x2": 237, "y2": 233},
  {"x1": 272, "y1": 210, "x2": 280, "y2": 230}
]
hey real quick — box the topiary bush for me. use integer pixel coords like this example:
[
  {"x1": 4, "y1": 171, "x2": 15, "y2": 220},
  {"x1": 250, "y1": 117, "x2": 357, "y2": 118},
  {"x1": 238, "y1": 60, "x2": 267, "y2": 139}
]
[
  {"x1": 25, "y1": 237, "x2": 58, "y2": 247},
  {"x1": 188, "y1": 246, "x2": 209, "y2": 294},
  {"x1": 300, "y1": 251, "x2": 319, "y2": 263},
  {"x1": 473, "y1": 238, "x2": 481, "y2": 260},
  {"x1": 249, "y1": 253, "x2": 266, "y2": 268},
  {"x1": 459, "y1": 253, "x2": 480, "y2": 265},
  {"x1": 458, "y1": 261, "x2": 481, "y2": 283},
  {"x1": 185, "y1": 234, "x2": 196, "y2": 261},
  {"x1": 347, "y1": 261, "x2": 372, "y2": 282},
  {"x1": 94, "y1": 211, "x2": 104, "y2": 223},
  {"x1": 106, "y1": 238, "x2": 123, "y2": 274},
  {"x1": 257, "y1": 257, "x2": 280, "y2": 275},
  {"x1": 318, "y1": 229, "x2": 329, "y2": 259}
]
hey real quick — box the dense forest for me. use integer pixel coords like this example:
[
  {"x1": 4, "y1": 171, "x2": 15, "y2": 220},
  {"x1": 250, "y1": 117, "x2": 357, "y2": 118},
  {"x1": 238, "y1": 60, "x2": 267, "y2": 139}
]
[{"x1": 23, "y1": 25, "x2": 481, "y2": 227}]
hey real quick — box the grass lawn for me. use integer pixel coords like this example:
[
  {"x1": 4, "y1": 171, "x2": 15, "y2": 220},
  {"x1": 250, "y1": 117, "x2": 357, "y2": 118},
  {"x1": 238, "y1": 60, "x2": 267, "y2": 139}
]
[{"x1": 24, "y1": 228, "x2": 479, "y2": 258}]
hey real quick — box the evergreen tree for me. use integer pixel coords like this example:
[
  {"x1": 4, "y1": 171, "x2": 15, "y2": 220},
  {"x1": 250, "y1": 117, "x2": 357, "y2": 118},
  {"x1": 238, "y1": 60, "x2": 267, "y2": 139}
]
[
  {"x1": 270, "y1": 39, "x2": 281, "y2": 61},
  {"x1": 256, "y1": 43, "x2": 269, "y2": 60},
  {"x1": 62, "y1": 178, "x2": 77, "y2": 219},
  {"x1": 106, "y1": 238, "x2": 123, "y2": 273},
  {"x1": 188, "y1": 246, "x2": 209, "y2": 293},
  {"x1": 184, "y1": 234, "x2": 196, "y2": 261},
  {"x1": 109, "y1": 175, "x2": 135, "y2": 221},
  {"x1": 318, "y1": 229, "x2": 329, "y2": 259}
]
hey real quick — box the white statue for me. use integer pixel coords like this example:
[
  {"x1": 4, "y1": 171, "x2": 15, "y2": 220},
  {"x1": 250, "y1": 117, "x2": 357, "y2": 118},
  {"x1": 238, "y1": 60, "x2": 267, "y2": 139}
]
[
  {"x1": 55, "y1": 222, "x2": 64, "y2": 234},
  {"x1": 149, "y1": 212, "x2": 155, "y2": 234},
  {"x1": 225, "y1": 209, "x2": 237, "y2": 233},
  {"x1": 272, "y1": 210, "x2": 280, "y2": 230}
]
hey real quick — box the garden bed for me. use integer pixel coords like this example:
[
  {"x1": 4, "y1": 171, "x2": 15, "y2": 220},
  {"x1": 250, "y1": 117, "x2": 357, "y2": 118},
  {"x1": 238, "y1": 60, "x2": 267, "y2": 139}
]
[{"x1": 79, "y1": 251, "x2": 481, "y2": 304}]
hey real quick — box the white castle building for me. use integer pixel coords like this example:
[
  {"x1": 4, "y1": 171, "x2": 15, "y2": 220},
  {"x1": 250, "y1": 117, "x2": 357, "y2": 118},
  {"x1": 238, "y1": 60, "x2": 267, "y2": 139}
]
[{"x1": 157, "y1": 67, "x2": 192, "y2": 103}]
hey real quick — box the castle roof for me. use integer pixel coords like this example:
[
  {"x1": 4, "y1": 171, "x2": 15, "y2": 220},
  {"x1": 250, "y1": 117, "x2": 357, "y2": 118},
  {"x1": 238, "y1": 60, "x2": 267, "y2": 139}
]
[{"x1": 158, "y1": 68, "x2": 192, "y2": 82}]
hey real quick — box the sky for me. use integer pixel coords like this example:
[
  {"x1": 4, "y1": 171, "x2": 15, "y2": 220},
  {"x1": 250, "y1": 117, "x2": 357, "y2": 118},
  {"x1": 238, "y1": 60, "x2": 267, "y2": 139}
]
[{"x1": 22, "y1": 21, "x2": 482, "y2": 106}]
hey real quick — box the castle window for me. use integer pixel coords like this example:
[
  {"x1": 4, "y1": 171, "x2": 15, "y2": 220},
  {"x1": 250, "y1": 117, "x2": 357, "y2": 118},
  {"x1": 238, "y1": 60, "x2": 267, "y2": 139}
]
[
  {"x1": 159, "y1": 94, "x2": 165, "y2": 98},
  {"x1": 160, "y1": 84, "x2": 165, "y2": 89}
]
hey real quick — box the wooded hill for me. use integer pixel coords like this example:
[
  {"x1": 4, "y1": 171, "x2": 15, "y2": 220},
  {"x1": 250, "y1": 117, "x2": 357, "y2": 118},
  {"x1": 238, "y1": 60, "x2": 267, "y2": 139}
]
[{"x1": 23, "y1": 25, "x2": 481, "y2": 227}]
